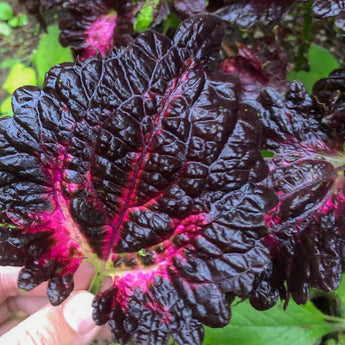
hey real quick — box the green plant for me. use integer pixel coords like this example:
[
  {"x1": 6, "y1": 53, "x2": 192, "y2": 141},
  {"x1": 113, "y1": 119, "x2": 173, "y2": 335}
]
[
  {"x1": 0, "y1": 23, "x2": 72, "y2": 117},
  {"x1": 0, "y1": 1, "x2": 27, "y2": 36}
]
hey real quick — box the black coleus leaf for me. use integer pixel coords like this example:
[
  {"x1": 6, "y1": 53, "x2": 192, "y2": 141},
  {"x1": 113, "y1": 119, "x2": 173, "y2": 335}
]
[
  {"x1": 213, "y1": 0, "x2": 309, "y2": 27},
  {"x1": 172, "y1": 0, "x2": 208, "y2": 18},
  {"x1": 58, "y1": 0, "x2": 208, "y2": 60},
  {"x1": 248, "y1": 79, "x2": 345, "y2": 309},
  {"x1": 18, "y1": 0, "x2": 63, "y2": 14},
  {"x1": 59, "y1": 0, "x2": 137, "y2": 60},
  {"x1": 312, "y1": 0, "x2": 345, "y2": 32},
  {"x1": 313, "y1": 69, "x2": 345, "y2": 146},
  {"x1": 18, "y1": 0, "x2": 64, "y2": 29},
  {"x1": 0, "y1": 15, "x2": 277, "y2": 345},
  {"x1": 58, "y1": 0, "x2": 202, "y2": 61},
  {"x1": 19, "y1": 0, "x2": 136, "y2": 52},
  {"x1": 220, "y1": 41, "x2": 288, "y2": 99}
]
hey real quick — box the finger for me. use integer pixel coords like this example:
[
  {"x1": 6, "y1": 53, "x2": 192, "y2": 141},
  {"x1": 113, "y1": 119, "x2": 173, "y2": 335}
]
[
  {"x1": 7, "y1": 296, "x2": 49, "y2": 316},
  {"x1": 0, "y1": 316, "x2": 111, "y2": 340},
  {"x1": 0, "y1": 296, "x2": 112, "y2": 341},
  {"x1": 21, "y1": 261, "x2": 95, "y2": 297},
  {"x1": 0, "y1": 291, "x2": 100, "y2": 345},
  {"x1": 0, "y1": 301, "x2": 12, "y2": 324},
  {"x1": 0, "y1": 267, "x2": 22, "y2": 303},
  {"x1": 0, "y1": 261, "x2": 95, "y2": 301},
  {"x1": 0, "y1": 295, "x2": 50, "y2": 328},
  {"x1": 0, "y1": 296, "x2": 50, "y2": 324},
  {"x1": 72, "y1": 261, "x2": 95, "y2": 290},
  {"x1": 23, "y1": 261, "x2": 95, "y2": 297},
  {"x1": 0, "y1": 319, "x2": 20, "y2": 337},
  {"x1": 95, "y1": 324, "x2": 112, "y2": 340},
  {"x1": 0, "y1": 261, "x2": 96, "y2": 323}
]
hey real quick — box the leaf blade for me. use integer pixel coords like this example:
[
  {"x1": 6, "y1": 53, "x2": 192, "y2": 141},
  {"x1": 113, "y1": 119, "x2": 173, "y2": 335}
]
[
  {"x1": 32, "y1": 24, "x2": 73, "y2": 86},
  {"x1": 204, "y1": 300, "x2": 334, "y2": 345}
]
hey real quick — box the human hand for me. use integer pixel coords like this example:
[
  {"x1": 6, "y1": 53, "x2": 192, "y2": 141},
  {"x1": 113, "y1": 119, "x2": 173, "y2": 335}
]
[{"x1": 0, "y1": 264, "x2": 111, "y2": 345}]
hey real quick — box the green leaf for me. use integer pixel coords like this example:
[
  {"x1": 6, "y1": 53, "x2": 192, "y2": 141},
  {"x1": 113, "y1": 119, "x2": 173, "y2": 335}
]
[
  {"x1": 203, "y1": 300, "x2": 335, "y2": 345},
  {"x1": 162, "y1": 13, "x2": 180, "y2": 35},
  {"x1": 3, "y1": 63, "x2": 37, "y2": 93},
  {"x1": 0, "y1": 2, "x2": 13, "y2": 21},
  {"x1": 0, "y1": 58, "x2": 21, "y2": 69},
  {"x1": 134, "y1": 0, "x2": 160, "y2": 33},
  {"x1": 334, "y1": 275, "x2": 345, "y2": 317},
  {"x1": 0, "y1": 22, "x2": 11, "y2": 36},
  {"x1": 261, "y1": 149, "x2": 275, "y2": 158},
  {"x1": 0, "y1": 96, "x2": 12, "y2": 117},
  {"x1": 337, "y1": 334, "x2": 345, "y2": 345},
  {"x1": 8, "y1": 14, "x2": 28, "y2": 28},
  {"x1": 288, "y1": 44, "x2": 339, "y2": 93},
  {"x1": 31, "y1": 24, "x2": 73, "y2": 86}
]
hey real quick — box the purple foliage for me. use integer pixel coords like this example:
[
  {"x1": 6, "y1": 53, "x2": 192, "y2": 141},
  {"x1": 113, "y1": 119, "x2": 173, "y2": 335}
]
[
  {"x1": 57, "y1": 0, "x2": 208, "y2": 60},
  {"x1": 220, "y1": 41, "x2": 288, "y2": 99},
  {"x1": 3, "y1": 2, "x2": 345, "y2": 343},
  {"x1": 214, "y1": 0, "x2": 309, "y2": 27},
  {"x1": 0, "y1": 15, "x2": 277, "y2": 344},
  {"x1": 248, "y1": 79, "x2": 345, "y2": 309},
  {"x1": 59, "y1": 0, "x2": 136, "y2": 59},
  {"x1": 312, "y1": 0, "x2": 345, "y2": 31}
]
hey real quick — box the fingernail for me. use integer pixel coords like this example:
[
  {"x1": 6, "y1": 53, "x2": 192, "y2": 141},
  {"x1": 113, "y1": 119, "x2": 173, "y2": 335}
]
[{"x1": 63, "y1": 292, "x2": 97, "y2": 335}]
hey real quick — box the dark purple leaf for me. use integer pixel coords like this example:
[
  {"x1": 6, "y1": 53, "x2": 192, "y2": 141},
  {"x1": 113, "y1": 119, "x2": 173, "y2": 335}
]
[
  {"x1": 220, "y1": 41, "x2": 288, "y2": 99},
  {"x1": 0, "y1": 15, "x2": 277, "y2": 344},
  {"x1": 313, "y1": 69, "x2": 345, "y2": 146},
  {"x1": 58, "y1": 0, "x2": 207, "y2": 60},
  {"x1": 214, "y1": 0, "x2": 308, "y2": 27},
  {"x1": 335, "y1": 10, "x2": 345, "y2": 31},
  {"x1": 18, "y1": 0, "x2": 64, "y2": 29},
  {"x1": 248, "y1": 80, "x2": 345, "y2": 309},
  {"x1": 312, "y1": 0, "x2": 345, "y2": 18},
  {"x1": 312, "y1": 0, "x2": 345, "y2": 31},
  {"x1": 59, "y1": 0, "x2": 136, "y2": 60},
  {"x1": 18, "y1": 0, "x2": 63, "y2": 14},
  {"x1": 173, "y1": 0, "x2": 208, "y2": 18}
]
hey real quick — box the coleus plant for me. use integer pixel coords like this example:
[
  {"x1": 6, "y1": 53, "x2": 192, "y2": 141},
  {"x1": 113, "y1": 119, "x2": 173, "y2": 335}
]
[
  {"x1": 219, "y1": 41, "x2": 288, "y2": 99},
  {"x1": 213, "y1": 0, "x2": 309, "y2": 27},
  {"x1": 18, "y1": 0, "x2": 63, "y2": 14},
  {"x1": 20, "y1": 0, "x2": 319, "y2": 62},
  {"x1": 58, "y1": 0, "x2": 137, "y2": 60},
  {"x1": 18, "y1": 0, "x2": 63, "y2": 29},
  {"x1": 249, "y1": 72, "x2": 345, "y2": 309},
  {"x1": 2, "y1": 7, "x2": 345, "y2": 345},
  {"x1": 312, "y1": 0, "x2": 345, "y2": 31},
  {"x1": 19, "y1": 0, "x2": 207, "y2": 60},
  {"x1": 58, "y1": 0, "x2": 208, "y2": 60},
  {"x1": 21, "y1": 0, "x2": 345, "y2": 46},
  {"x1": 0, "y1": 14, "x2": 279, "y2": 344},
  {"x1": 216, "y1": 26, "x2": 345, "y2": 310}
]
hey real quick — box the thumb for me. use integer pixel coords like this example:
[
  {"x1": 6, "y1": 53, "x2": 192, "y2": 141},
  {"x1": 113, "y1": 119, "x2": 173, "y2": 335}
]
[{"x1": 0, "y1": 291, "x2": 100, "y2": 345}]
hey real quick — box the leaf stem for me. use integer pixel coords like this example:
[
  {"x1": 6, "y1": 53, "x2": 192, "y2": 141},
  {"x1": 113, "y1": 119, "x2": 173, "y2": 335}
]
[
  {"x1": 324, "y1": 315, "x2": 345, "y2": 325},
  {"x1": 88, "y1": 260, "x2": 107, "y2": 295},
  {"x1": 295, "y1": 1, "x2": 313, "y2": 71}
]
